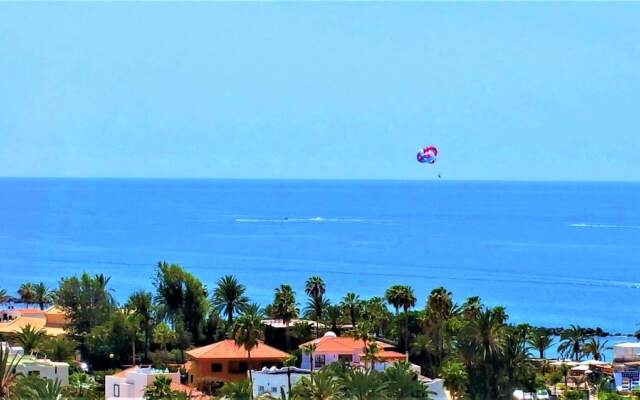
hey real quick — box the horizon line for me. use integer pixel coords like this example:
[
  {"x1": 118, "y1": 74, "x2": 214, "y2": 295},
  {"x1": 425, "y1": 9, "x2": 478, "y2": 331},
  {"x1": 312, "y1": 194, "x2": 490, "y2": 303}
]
[{"x1": 0, "y1": 175, "x2": 639, "y2": 184}]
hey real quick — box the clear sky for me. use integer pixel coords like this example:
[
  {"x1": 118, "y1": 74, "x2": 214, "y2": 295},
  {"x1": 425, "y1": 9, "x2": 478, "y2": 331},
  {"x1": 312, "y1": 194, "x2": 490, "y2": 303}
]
[{"x1": 1, "y1": 2, "x2": 639, "y2": 180}]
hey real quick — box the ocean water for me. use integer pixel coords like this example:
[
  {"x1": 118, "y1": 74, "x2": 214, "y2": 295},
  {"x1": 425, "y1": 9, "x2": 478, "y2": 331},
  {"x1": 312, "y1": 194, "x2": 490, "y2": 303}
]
[{"x1": 1, "y1": 178, "x2": 639, "y2": 336}]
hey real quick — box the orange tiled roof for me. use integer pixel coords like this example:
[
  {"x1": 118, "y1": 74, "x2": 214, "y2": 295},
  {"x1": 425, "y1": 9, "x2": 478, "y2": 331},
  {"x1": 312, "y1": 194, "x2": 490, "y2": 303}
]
[
  {"x1": 0, "y1": 315, "x2": 65, "y2": 336},
  {"x1": 186, "y1": 340, "x2": 289, "y2": 360},
  {"x1": 14, "y1": 309, "x2": 47, "y2": 315},
  {"x1": 300, "y1": 335, "x2": 394, "y2": 353}
]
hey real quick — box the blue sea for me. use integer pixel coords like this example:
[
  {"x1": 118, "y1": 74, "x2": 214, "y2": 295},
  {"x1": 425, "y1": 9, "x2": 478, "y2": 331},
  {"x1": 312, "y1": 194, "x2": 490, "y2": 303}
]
[{"x1": 1, "y1": 178, "x2": 639, "y2": 337}]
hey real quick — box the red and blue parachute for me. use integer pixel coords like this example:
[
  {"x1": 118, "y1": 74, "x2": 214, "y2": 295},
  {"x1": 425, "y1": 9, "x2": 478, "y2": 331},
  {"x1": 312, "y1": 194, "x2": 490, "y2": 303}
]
[{"x1": 416, "y1": 146, "x2": 438, "y2": 164}]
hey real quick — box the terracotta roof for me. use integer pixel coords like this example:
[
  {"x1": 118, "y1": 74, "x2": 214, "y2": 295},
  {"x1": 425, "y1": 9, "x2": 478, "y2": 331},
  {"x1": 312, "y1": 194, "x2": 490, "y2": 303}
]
[
  {"x1": 300, "y1": 335, "x2": 394, "y2": 353},
  {"x1": 15, "y1": 309, "x2": 47, "y2": 315},
  {"x1": 0, "y1": 316, "x2": 65, "y2": 336},
  {"x1": 186, "y1": 340, "x2": 290, "y2": 360}
]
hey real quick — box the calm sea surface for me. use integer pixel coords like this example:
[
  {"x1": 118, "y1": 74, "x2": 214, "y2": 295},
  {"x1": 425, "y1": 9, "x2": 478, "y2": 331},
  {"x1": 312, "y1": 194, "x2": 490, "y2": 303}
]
[{"x1": 1, "y1": 178, "x2": 639, "y2": 337}]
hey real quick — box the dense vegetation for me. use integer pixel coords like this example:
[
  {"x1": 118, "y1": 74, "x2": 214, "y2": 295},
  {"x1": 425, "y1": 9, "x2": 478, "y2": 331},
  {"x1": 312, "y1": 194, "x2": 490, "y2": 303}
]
[{"x1": 0, "y1": 262, "x2": 627, "y2": 399}]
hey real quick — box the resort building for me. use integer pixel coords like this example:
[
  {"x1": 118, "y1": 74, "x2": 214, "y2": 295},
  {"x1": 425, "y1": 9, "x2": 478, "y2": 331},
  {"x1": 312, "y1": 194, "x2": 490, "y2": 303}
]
[
  {"x1": 613, "y1": 342, "x2": 640, "y2": 392},
  {"x1": 105, "y1": 366, "x2": 206, "y2": 399},
  {"x1": 299, "y1": 331, "x2": 406, "y2": 371},
  {"x1": 251, "y1": 366, "x2": 310, "y2": 399},
  {"x1": 0, "y1": 307, "x2": 67, "y2": 337},
  {"x1": 185, "y1": 339, "x2": 289, "y2": 384},
  {"x1": 9, "y1": 354, "x2": 69, "y2": 385}
]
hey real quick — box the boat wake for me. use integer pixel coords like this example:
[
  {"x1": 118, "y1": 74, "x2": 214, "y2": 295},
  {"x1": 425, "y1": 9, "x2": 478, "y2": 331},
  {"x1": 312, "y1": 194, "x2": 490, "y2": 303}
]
[
  {"x1": 570, "y1": 223, "x2": 640, "y2": 229},
  {"x1": 235, "y1": 216, "x2": 367, "y2": 223}
]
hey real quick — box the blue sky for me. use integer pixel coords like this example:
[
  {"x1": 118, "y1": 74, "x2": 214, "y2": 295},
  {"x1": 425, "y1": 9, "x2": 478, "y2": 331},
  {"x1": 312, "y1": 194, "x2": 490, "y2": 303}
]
[{"x1": 1, "y1": 3, "x2": 638, "y2": 180}]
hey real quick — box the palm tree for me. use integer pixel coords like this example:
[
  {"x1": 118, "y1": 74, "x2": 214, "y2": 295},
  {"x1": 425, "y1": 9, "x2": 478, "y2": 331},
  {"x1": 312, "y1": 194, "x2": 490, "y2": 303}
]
[
  {"x1": 460, "y1": 307, "x2": 506, "y2": 399},
  {"x1": 582, "y1": 337, "x2": 608, "y2": 361},
  {"x1": 291, "y1": 369, "x2": 341, "y2": 400},
  {"x1": 422, "y1": 287, "x2": 455, "y2": 372},
  {"x1": 212, "y1": 275, "x2": 249, "y2": 327},
  {"x1": 12, "y1": 375, "x2": 64, "y2": 400},
  {"x1": 219, "y1": 379, "x2": 252, "y2": 399},
  {"x1": 410, "y1": 334, "x2": 435, "y2": 372},
  {"x1": 283, "y1": 354, "x2": 298, "y2": 396},
  {"x1": 460, "y1": 296, "x2": 482, "y2": 319},
  {"x1": 351, "y1": 321, "x2": 374, "y2": 368},
  {"x1": 15, "y1": 324, "x2": 47, "y2": 353},
  {"x1": 18, "y1": 283, "x2": 35, "y2": 307},
  {"x1": 0, "y1": 288, "x2": 7, "y2": 304},
  {"x1": 301, "y1": 342, "x2": 318, "y2": 378},
  {"x1": 305, "y1": 276, "x2": 327, "y2": 338},
  {"x1": 232, "y1": 309, "x2": 264, "y2": 398},
  {"x1": 305, "y1": 295, "x2": 330, "y2": 339},
  {"x1": 144, "y1": 375, "x2": 175, "y2": 399},
  {"x1": 360, "y1": 339, "x2": 381, "y2": 370},
  {"x1": 92, "y1": 273, "x2": 116, "y2": 305},
  {"x1": 440, "y1": 361, "x2": 467, "y2": 400},
  {"x1": 385, "y1": 285, "x2": 405, "y2": 315},
  {"x1": 558, "y1": 362, "x2": 572, "y2": 388},
  {"x1": 360, "y1": 297, "x2": 390, "y2": 337},
  {"x1": 272, "y1": 284, "x2": 298, "y2": 351},
  {"x1": 41, "y1": 337, "x2": 77, "y2": 362},
  {"x1": 124, "y1": 312, "x2": 141, "y2": 366},
  {"x1": 126, "y1": 290, "x2": 153, "y2": 361},
  {"x1": 383, "y1": 360, "x2": 431, "y2": 399},
  {"x1": 340, "y1": 369, "x2": 386, "y2": 400},
  {"x1": 0, "y1": 345, "x2": 23, "y2": 398},
  {"x1": 305, "y1": 276, "x2": 326, "y2": 301},
  {"x1": 153, "y1": 322, "x2": 176, "y2": 351},
  {"x1": 340, "y1": 292, "x2": 361, "y2": 328},
  {"x1": 557, "y1": 325, "x2": 585, "y2": 361},
  {"x1": 33, "y1": 282, "x2": 49, "y2": 310},
  {"x1": 325, "y1": 305, "x2": 341, "y2": 333},
  {"x1": 292, "y1": 321, "x2": 314, "y2": 344},
  {"x1": 528, "y1": 328, "x2": 553, "y2": 359},
  {"x1": 398, "y1": 286, "x2": 416, "y2": 353}
]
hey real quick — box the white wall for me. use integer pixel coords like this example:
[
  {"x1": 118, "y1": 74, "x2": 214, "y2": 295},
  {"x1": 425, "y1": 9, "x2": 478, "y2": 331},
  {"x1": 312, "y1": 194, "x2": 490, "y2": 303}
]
[
  {"x1": 252, "y1": 371, "x2": 309, "y2": 398},
  {"x1": 426, "y1": 379, "x2": 447, "y2": 400},
  {"x1": 104, "y1": 369, "x2": 180, "y2": 400},
  {"x1": 16, "y1": 361, "x2": 69, "y2": 385}
]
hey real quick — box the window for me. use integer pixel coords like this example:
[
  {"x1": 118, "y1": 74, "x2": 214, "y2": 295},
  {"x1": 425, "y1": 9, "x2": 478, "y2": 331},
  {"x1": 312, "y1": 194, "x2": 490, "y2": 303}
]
[
  {"x1": 28, "y1": 371, "x2": 40, "y2": 377},
  {"x1": 210, "y1": 363, "x2": 223, "y2": 372},
  {"x1": 314, "y1": 354, "x2": 326, "y2": 368},
  {"x1": 258, "y1": 386, "x2": 266, "y2": 393},
  {"x1": 271, "y1": 387, "x2": 278, "y2": 393},
  {"x1": 229, "y1": 361, "x2": 248, "y2": 373},
  {"x1": 113, "y1": 384, "x2": 120, "y2": 398},
  {"x1": 338, "y1": 354, "x2": 353, "y2": 363}
]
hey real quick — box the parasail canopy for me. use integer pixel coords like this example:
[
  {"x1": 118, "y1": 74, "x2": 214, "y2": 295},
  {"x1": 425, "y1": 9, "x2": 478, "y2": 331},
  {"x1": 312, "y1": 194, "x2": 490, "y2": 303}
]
[{"x1": 417, "y1": 146, "x2": 438, "y2": 164}]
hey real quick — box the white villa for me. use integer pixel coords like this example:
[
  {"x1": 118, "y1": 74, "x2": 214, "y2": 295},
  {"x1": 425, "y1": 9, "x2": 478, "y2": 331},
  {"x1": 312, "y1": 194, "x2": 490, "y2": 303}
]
[
  {"x1": 251, "y1": 366, "x2": 310, "y2": 398},
  {"x1": 299, "y1": 331, "x2": 406, "y2": 371},
  {"x1": 2, "y1": 341, "x2": 69, "y2": 385},
  {"x1": 105, "y1": 366, "x2": 204, "y2": 399},
  {"x1": 16, "y1": 357, "x2": 70, "y2": 385}
]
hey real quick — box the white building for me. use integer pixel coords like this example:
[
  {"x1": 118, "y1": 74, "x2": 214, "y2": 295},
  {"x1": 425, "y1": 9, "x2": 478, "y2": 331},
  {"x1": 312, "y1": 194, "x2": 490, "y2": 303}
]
[
  {"x1": 613, "y1": 342, "x2": 640, "y2": 392},
  {"x1": 17, "y1": 357, "x2": 69, "y2": 385},
  {"x1": 423, "y1": 378, "x2": 447, "y2": 400},
  {"x1": 299, "y1": 331, "x2": 406, "y2": 371},
  {"x1": 105, "y1": 366, "x2": 185, "y2": 399},
  {"x1": 251, "y1": 366, "x2": 310, "y2": 398},
  {"x1": 0, "y1": 342, "x2": 24, "y2": 356}
]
